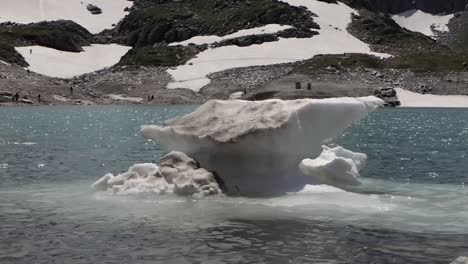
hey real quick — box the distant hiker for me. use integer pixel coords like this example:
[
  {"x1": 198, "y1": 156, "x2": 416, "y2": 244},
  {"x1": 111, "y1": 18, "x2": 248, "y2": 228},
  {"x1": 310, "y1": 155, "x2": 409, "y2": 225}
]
[
  {"x1": 70, "y1": 85, "x2": 74, "y2": 95},
  {"x1": 14, "y1": 92, "x2": 19, "y2": 102},
  {"x1": 37, "y1": 94, "x2": 41, "y2": 103},
  {"x1": 243, "y1": 89, "x2": 247, "y2": 94},
  {"x1": 27, "y1": 69, "x2": 30, "y2": 75},
  {"x1": 151, "y1": 95, "x2": 154, "y2": 101},
  {"x1": 29, "y1": 49, "x2": 32, "y2": 54}
]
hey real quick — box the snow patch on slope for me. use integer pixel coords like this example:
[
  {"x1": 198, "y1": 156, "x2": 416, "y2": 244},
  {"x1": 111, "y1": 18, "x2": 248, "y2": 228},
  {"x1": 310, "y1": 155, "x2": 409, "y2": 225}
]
[
  {"x1": 396, "y1": 88, "x2": 468, "y2": 108},
  {"x1": 169, "y1": 24, "x2": 293, "y2": 46},
  {"x1": 0, "y1": 0, "x2": 133, "y2": 34},
  {"x1": 16, "y1": 44, "x2": 131, "y2": 79},
  {"x1": 392, "y1": 10, "x2": 453, "y2": 38},
  {"x1": 166, "y1": 0, "x2": 391, "y2": 92}
]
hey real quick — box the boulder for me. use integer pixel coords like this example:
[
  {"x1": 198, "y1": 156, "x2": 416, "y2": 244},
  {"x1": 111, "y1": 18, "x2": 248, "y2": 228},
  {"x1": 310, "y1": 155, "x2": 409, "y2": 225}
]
[{"x1": 87, "y1": 4, "x2": 102, "y2": 15}]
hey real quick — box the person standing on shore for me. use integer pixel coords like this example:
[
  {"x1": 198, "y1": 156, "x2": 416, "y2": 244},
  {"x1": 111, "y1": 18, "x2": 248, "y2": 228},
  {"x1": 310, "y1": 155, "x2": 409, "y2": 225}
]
[
  {"x1": 14, "y1": 92, "x2": 19, "y2": 102},
  {"x1": 37, "y1": 94, "x2": 41, "y2": 103}
]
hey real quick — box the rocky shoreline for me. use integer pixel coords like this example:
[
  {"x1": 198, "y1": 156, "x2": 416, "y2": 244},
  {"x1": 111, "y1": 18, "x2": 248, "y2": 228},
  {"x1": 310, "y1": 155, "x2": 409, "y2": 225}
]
[{"x1": 2, "y1": 56, "x2": 468, "y2": 107}]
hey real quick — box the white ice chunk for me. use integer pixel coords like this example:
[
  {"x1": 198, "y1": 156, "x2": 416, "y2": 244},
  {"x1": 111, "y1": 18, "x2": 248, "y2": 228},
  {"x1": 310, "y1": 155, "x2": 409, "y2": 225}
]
[
  {"x1": 392, "y1": 10, "x2": 453, "y2": 38},
  {"x1": 142, "y1": 96, "x2": 383, "y2": 195},
  {"x1": 300, "y1": 145, "x2": 367, "y2": 187},
  {"x1": 16, "y1": 44, "x2": 131, "y2": 78}
]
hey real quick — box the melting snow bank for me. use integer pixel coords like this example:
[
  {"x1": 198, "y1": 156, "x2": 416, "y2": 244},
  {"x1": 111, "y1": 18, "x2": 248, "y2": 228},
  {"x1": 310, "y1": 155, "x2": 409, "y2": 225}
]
[
  {"x1": 396, "y1": 88, "x2": 468, "y2": 108},
  {"x1": 92, "y1": 151, "x2": 222, "y2": 197},
  {"x1": 142, "y1": 96, "x2": 383, "y2": 196},
  {"x1": 392, "y1": 10, "x2": 453, "y2": 38},
  {"x1": 16, "y1": 44, "x2": 131, "y2": 78},
  {"x1": 167, "y1": 0, "x2": 390, "y2": 91},
  {"x1": 0, "y1": 0, "x2": 133, "y2": 34},
  {"x1": 300, "y1": 146, "x2": 366, "y2": 188},
  {"x1": 169, "y1": 24, "x2": 293, "y2": 46}
]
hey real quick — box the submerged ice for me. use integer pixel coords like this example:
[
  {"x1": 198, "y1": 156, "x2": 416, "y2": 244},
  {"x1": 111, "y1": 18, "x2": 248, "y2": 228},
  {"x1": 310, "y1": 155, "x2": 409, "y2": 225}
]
[{"x1": 140, "y1": 96, "x2": 383, "y2": 196}]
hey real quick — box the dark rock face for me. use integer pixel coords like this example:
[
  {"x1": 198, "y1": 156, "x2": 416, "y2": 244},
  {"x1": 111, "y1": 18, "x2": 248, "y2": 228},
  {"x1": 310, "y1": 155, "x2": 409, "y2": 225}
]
[
  {"x1": 212, "y1": 28, "x2": 318, "y2": 48},
  {"x1": 0, "y1": 20, "x2": 93, "y2": 52},
  {"x1": 107, "y1": 0, "x2": 319, "y2": 48},
  {"x1": 348, "y1": 10, "x2": 441, "y2": 55},
  {"x1": 347, "y1": 0, "x2": 468, "y2": 14}
]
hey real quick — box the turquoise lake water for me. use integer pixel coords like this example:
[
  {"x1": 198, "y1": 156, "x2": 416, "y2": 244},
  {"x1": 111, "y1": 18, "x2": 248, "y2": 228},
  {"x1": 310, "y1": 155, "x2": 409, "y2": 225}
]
[{"x1": 1, "y1": 106, "x2": 467, "y2": 263}]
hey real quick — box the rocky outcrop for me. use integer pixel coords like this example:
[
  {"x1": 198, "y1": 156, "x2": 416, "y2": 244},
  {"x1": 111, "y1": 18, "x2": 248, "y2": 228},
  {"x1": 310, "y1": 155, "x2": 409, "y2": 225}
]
[
  {"x1": 212, "y1": 28, "x2": 319, "y2": 48},
  {"x1": 107, "y1": 0, "x2": 319, "y2": 48},
  {"x1": 0, "y1": 20, "x2": 93, "y2": 52},
  {"x1": 87, "y1": 4, "x2": 103, "y2": 15},
  {"x1": 373, "y1": 87, "x2": 401, "y2": 106},
  {"x1": 348, "y1": 10, "x2": 441, "y2": 55}
]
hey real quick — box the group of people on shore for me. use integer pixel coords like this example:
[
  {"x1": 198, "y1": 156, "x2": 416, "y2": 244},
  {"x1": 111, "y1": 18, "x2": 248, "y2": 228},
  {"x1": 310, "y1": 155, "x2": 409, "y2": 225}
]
[
  {"x1": 10, "y1": 85, "x2": 74, "y2": 104},
  {"x1": 11, "y1": 92, "x2": 41, "y2": 103}
]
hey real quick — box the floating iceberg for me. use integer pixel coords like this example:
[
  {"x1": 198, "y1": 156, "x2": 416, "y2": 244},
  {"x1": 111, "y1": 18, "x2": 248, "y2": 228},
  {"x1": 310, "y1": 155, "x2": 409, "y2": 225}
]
[
  {"x1": 300, "y1": 145, "x2": 367, "y2": 188},
  {"x1": 142, "y1": 96, "x2": 383, "y2": 196}
]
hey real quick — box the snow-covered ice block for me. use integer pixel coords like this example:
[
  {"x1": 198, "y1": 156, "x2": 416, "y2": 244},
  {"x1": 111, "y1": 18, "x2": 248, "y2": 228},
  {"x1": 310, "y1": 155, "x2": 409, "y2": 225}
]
[
  {"x1": 142, "y1": 96, "x2": 383, "y2": 196},
  {"x1": 300, "y1": 145, "x2": 367, "y2": 187}
]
